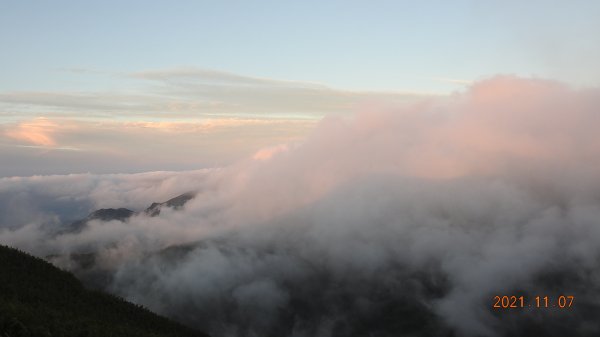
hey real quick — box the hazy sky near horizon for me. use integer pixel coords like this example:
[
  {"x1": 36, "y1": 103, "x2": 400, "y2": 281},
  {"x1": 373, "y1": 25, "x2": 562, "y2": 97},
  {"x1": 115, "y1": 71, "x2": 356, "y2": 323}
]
[{"x1": 1, "y1": 0, "x2": 599, "y2": 177}]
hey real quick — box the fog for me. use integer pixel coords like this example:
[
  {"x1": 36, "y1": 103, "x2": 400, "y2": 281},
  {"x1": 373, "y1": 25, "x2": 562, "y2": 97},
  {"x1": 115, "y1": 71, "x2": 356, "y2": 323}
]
[{"x1": 1, "y1": 76, "x2": 600, "y2": 336}]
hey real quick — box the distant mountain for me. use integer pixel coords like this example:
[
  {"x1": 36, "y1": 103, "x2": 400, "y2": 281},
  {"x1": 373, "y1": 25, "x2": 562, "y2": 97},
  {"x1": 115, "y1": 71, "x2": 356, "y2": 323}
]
[
  {"x1": 0, "y1": 244, "x2": 209, "y2": 337},
  {"x1": 88, "y1": 208, "x2": 135, "y2": 221},
  {"x1": 64, "y1": 192, "x2": 196, "y2": 234},
  {"x1": 145, "y1": 192, "x2": 196, "y2": 217},
  {"x1": 66, "y1": 208, "x2": 135, "y2": 233}
]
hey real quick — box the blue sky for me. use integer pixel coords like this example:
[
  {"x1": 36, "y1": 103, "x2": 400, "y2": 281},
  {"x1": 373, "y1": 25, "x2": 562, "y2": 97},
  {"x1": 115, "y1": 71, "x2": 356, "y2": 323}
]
[
  {"x1": 0, "y1": 0, "x2": 599, "y2": 176},
  {"x1": 2, "y1": 0, "x2": 598, "y2": 92}
]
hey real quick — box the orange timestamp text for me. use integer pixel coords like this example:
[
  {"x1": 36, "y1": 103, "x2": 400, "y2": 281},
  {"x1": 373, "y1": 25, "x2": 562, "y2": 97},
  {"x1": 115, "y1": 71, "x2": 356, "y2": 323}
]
[{"x1": 493, "y1": 295, "x2": 574, "y2": 309}]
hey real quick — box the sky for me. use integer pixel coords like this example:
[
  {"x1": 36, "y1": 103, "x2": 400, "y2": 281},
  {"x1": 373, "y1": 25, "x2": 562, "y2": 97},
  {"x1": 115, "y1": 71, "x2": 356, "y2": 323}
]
[{"x1": 1, "y1": 0, "x2": 599, "y2": 177}]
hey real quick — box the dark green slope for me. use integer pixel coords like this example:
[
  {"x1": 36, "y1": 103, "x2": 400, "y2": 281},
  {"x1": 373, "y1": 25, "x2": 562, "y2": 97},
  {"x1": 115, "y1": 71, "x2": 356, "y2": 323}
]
[{"x1": 0, "y1": 245, "x2": 209, "y2": 337}]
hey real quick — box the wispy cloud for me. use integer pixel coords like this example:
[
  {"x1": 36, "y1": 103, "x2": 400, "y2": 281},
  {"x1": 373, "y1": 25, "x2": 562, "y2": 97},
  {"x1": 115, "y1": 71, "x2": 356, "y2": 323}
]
[
  {"x1": 4, "y1": 118, "x2": 59, "y2": 146},
  {"x1": 430, "y1": 77, "x2": 474, "y2": 86},
  {"x1": 57, "y1": 67, "x2": 113, "y2": 75},
  {"x1": 130, "y1": 67, "x2": 329, "y2": 89},
  {"x1": 0, "y1": 91, "x2": 206, "y2": 115},
  {"x1": 0, "y1": 68, "x2": 435, "y2": 120},
  {"x1": 0, "y1": 68, "x2": 437, "y2": 176},
  {"x1": 0, "y1": 116, "x2": 316, "y2": 176}
]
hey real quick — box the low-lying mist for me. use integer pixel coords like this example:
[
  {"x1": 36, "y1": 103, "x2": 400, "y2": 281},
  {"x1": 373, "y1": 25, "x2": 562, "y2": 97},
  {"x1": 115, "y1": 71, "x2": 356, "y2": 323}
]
[{"x1": 2, "y1": 76, "x2": 600, "y2": 336}]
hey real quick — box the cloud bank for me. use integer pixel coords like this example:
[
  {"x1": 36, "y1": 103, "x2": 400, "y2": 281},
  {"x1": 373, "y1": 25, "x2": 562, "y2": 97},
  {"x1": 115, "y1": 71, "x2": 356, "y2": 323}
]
[
  {"x1": 0, "y1": 117, "x2": 315, "y2": 177},
  {"x1": 1, "y1": 76, "x2": 600, "y2": 336},
  {"x1": 0, "y1": 67, "x2": 431, "y2": 177},
  {"x1": 0, "y1": 67, "x2": 430, "y2": 120}
]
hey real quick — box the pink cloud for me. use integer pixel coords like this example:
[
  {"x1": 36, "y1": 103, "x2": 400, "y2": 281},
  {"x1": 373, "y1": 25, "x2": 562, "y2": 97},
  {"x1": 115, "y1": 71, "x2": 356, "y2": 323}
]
[
  {"x1": 252, "y1": 144, "x2": 290, "y2": 161},
  {"x1": 223, "y1": 76, "x2": 600, "y2": 221},
  {"x1": 5, "y1": 118, "x2": 58, "y2": 146}
]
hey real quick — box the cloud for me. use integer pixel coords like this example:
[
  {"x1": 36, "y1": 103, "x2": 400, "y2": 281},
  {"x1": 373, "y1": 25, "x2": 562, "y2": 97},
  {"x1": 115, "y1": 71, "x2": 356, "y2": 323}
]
[
  {"x1": 0, "y1": 90, "x2": 205, "y2": 115},
  {"x1": 252, "y1": 144, "x2": 290, "y2": 161},
  {"x1": 431, "y1": 77, "x2": 473, "y2": 86},
  {"x1": 4, "y1": 117, "x2": 58, "y2": 146},
  {"x1": 1, "y1": 76, "x2": 600, "y2": 336},
  {"x1": 130, "y1": 67, "x2": 329, "y2": 89},
  {"x1": 0, "y1": 69, "x2": 434, "y2": 178},
  {"x1": 0, "y1": 117, "x2": 316, "y2": 177},
  {"x1": 0, "y1": 67, "x2": 433, "y2": 120}
]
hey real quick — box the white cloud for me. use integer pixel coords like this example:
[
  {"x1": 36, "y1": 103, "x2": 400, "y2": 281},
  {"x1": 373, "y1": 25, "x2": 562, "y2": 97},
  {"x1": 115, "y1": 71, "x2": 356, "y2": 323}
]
[{"x1": 1, "y1": 76, "x2": 600, "y2": 336}]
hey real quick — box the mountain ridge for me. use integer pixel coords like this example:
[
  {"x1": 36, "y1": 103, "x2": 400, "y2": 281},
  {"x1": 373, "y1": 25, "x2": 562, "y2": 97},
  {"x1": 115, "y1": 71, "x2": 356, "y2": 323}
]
[{"x1": 64, "y1": 192, "x2": 196, "y2": 234}]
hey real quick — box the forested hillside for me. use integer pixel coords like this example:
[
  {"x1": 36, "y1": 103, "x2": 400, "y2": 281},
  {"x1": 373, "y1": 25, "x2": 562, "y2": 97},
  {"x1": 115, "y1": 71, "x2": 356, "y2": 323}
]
[{"x1": 0, "y1": 245, "x2": 209, "y2": 337}]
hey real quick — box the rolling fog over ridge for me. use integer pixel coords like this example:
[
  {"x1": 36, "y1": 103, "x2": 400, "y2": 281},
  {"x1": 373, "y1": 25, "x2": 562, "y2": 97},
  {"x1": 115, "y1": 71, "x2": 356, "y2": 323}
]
[{"x1": 2, "y1": 76, "x2": 600, "y2": 336}]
